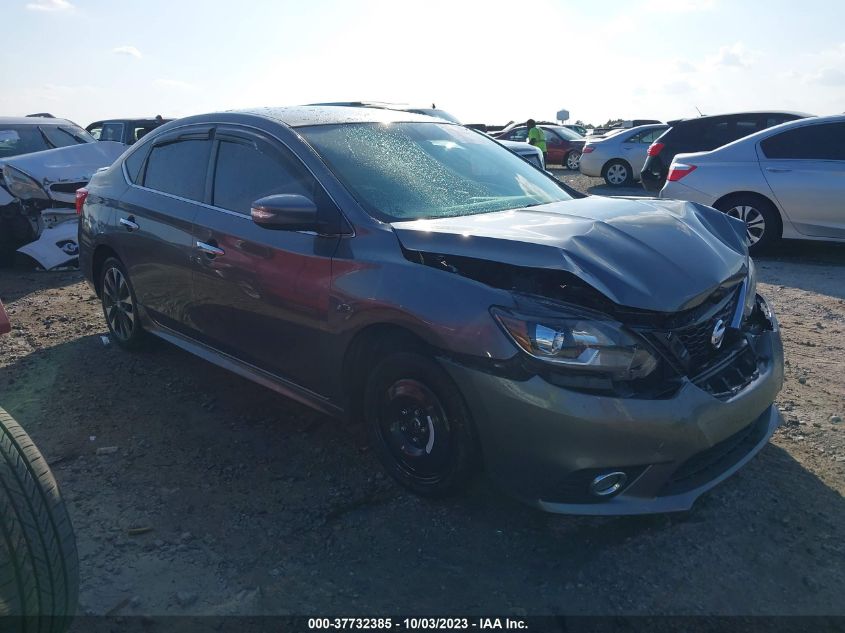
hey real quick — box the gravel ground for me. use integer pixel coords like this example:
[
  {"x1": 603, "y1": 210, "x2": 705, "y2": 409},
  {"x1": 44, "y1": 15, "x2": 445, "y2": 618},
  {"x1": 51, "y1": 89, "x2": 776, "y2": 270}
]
[{"x1": 0, "y1": 175, "x2": 843, "y2": 622}]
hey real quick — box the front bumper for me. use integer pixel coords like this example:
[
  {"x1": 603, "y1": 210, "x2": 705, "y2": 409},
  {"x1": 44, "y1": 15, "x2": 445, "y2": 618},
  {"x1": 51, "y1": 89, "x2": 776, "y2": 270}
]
[{"x1": 442, "y1": 324, "x2": 784, "y2": 515}]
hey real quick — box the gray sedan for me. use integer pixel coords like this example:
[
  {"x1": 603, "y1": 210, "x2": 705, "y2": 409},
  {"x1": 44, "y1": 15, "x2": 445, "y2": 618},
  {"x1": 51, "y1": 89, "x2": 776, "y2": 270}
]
[
  {"x1": 579, "y1": 124, "x2": 669, "y2": 186},
  {"x1": 660, "y1": 114, "x2": 845, "y2": 254}
]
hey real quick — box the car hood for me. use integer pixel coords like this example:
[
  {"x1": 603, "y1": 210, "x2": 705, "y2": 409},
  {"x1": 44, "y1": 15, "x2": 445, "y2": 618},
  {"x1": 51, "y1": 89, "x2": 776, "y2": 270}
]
[
  {"x1": 0, "y1": 141, "x2": 125, "y2": 204},
  {"x1": 391, "y1": 196, "x2": 748, "y2": 313}
]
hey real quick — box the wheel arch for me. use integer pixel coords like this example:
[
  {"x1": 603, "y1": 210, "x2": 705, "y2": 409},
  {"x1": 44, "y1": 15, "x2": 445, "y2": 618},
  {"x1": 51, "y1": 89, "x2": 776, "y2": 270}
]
[
  {"x1": 342, "y1": 323, "x2": 432, "y2": 420},
  {"x1": 91, "y1": 244, "x2": 121, "y2": 297},
  {"x1": 712, "y1": 191, "x2": 784, "y2": 239}
]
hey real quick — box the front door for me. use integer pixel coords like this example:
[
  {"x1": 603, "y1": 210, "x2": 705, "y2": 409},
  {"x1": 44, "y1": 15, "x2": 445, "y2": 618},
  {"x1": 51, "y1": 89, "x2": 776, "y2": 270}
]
[
  {"x1": 759, "y1": 121, "x2": 845, "y2": 239},
  {"x1": 189, "y1": 126, "x2": 341, "y2": 394}
]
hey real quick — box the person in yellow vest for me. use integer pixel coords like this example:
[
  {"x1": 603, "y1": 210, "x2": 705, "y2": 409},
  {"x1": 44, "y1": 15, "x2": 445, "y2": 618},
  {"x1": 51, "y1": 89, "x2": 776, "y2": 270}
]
[{"x1": 526, "y1": 119, "x2": 547, "y2": 160}]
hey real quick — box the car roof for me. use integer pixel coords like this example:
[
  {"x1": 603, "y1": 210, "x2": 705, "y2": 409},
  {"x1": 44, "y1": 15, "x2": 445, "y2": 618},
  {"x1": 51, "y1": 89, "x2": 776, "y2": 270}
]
[
  {"x1": 667, "y1": 111, "x2": 811, "y2": 126},
  {"x1": 90, "y1": 118, "x2": 171, "y2": 124},
  {"x1": 0, "y1": 116, "x2": 75, "y2": 125},
  {"x1": 696, "y1": 113, "x2": 845, "y2": 155},
  {"x1": 240, "y1": 105, "x2": 442, "y2": 127}
]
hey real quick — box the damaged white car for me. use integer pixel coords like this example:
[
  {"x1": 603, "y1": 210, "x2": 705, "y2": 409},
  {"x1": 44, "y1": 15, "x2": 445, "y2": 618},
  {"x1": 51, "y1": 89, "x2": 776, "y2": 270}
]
[{"x1": 0, "y1": 116, "x2": 124, "y2": 269}]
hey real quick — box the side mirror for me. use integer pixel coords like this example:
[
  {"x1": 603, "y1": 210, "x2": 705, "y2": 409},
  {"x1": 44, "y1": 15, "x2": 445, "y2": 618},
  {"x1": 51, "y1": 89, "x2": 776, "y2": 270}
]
[{"x1": 251, "y1": 194, "x2": 318, "y2": 231}]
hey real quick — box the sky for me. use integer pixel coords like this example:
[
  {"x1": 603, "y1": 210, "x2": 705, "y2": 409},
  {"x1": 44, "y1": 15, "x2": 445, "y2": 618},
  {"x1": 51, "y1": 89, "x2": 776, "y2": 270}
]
[{"x1": 2, "y1": 0, "x2": 844, "y2": 127}]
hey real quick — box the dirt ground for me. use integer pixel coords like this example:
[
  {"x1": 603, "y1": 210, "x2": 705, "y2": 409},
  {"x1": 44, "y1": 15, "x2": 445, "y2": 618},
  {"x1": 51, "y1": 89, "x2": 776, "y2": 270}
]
[{"x1": 0, "y1": 172, "x2": 843, "y2": 620}]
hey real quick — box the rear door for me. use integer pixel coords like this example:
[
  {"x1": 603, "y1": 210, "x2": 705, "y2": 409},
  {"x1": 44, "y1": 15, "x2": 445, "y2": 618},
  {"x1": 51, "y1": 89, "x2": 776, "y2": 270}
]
[
  {"x1": 758, "y1": 121, "x2": 845, "y2": 239},
  {"x1": 190, "y1": 126, "x2": 342, "y2": 393},
  {"x1": 112, "y1": 125, "x2": 212, "y2": 334}
]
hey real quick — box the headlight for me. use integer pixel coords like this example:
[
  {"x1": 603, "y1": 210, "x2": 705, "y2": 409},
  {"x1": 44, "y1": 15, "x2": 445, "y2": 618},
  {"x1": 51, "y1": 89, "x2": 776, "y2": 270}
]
[
  {"x1": 492, "y1": 307, "x2": 659, "y2": 381},
  {"x1": 743, "y1": 258, "x2": 757, "y2": 318},
  {"x1": 3, "y1": 166, "x2": 49, "y2": 201}
]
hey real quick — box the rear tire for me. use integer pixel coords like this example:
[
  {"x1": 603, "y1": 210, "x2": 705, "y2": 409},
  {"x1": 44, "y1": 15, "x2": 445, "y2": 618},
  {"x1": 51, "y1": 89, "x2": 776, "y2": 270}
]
[
  {"x1": 364, "y1": 351, "x2": 479, "y2": 497},
  {"x1": 602, "y1": 159, "x2": 632, "y2": 186},
  {"x1": 714, "y1": 194, "x2": 782, "y2": 255},
  {"x1": 100, "y1": 257, "x2": 144, "y2": 350},
  {"x1": 565, "y1": 151, "x2": 581, "y2": 170},
  {"x1": 0, "y1": 406, "x2": 78, "y2": 630}
]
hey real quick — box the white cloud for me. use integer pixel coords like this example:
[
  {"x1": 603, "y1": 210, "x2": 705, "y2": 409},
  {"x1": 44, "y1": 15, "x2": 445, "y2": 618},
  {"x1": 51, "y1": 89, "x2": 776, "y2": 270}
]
[
  {"x1": 673, "y1": 59, "x2": 697, "y2": 73},
  {"x1": 663, "y1": 80, "x2": 695, "y2": 94},
  {"x1": 112, "y1": 46, "x2": 142, "y2": 59},
  {"x1": 707, "y1": 42, "x2": 756, "y2": 68},
  {"x1": 809, "y1": 67, "x2": 845, "y2": 86},
  {"x1": 25, "y1": 0, "x2": 73, "y2": 11},
  {"x1": 153, "y1": 79, "x2": 196, "y2": 91}
]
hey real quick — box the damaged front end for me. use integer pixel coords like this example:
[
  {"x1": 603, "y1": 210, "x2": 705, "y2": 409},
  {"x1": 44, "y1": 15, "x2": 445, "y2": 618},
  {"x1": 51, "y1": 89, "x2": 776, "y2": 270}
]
[
  {"x1": 0, "y1": 141, "x2": 124, "y2": 269},
  {"x1": 404, "y1": 247, "x2": 775, "y2": 402}
]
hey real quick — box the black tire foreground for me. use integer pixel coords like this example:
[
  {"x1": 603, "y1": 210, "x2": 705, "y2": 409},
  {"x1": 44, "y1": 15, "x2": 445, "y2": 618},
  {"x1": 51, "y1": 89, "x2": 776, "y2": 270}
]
[{"x1": 0, "y1": 406, "x2": 78, "y2": 633}]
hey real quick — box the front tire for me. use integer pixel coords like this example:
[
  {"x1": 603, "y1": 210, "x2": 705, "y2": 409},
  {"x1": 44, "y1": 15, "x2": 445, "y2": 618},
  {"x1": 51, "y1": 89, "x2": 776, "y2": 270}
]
[
  {"x1": 565, "y1": 151, "x2": 581, "y2": 170},
  {"x1": 100, "y1": 257, "x2": 144, "y2": 349},
  {"x1": 364, "y1": 351, "x2": 479, "y2": 497},
  {"x1": 714, "y1": 194, "x2": 782, "y2": 255},
  {"x1": 602, "y1": 159, "x2": 632, "y2": 186},
  {"x1": 0, "y1": 406, "x2": 78, "y2": 630}
]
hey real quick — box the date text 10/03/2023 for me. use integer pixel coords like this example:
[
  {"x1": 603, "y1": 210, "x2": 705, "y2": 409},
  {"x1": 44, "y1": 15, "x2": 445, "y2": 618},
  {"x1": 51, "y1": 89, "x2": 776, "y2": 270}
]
[{"x1": 307, "y1": 618, "x2": 529, "y2": 630}]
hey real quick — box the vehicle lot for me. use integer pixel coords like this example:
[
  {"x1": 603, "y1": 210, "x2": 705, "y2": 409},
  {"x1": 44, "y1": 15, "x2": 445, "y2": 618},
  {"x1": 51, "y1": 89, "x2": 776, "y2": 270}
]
[{"x1": 0, "y1": 172, "x2": 843, "y2": 619}]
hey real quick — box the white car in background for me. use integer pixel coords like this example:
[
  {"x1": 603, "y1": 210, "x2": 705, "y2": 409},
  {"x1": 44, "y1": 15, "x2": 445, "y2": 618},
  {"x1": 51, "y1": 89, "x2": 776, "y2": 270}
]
[
  {"x1": 660, "y1": 114, "x2": 845, "y2": 254},
  {"x1": 579, "y1": 124, "x2": 668, "y2": 186}
]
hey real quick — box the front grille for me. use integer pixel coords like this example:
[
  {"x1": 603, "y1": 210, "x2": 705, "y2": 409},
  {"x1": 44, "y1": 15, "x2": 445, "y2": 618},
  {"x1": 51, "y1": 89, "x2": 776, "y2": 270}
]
[
  {"x1": 661, "y1": 412, "x2": 769, "y2": 496},
  {"x1": 692, "y1": 343, "x2": 759, "y2": 400},
  {"x1": 671, "y1": 293, "x2": 738, "y2": 371}
]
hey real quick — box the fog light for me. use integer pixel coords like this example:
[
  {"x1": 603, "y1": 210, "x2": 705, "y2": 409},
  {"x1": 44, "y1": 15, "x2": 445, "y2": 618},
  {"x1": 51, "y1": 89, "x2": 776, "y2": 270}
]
[{"x1": 590, "y1": 471, "x2": 627, "y2": 497}]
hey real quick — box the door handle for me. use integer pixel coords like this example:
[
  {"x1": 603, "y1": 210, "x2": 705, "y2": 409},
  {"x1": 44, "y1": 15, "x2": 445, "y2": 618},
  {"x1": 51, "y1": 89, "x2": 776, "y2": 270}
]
[
  {"x1": 766, "y1": 167, "x2": 792, "y2": 173},
  {"x1": 119, "y1": 217, "x2": 139, "y2": 231},
  {"x1": 196, "y1": 241, "x2": 225, "y2": 257}
]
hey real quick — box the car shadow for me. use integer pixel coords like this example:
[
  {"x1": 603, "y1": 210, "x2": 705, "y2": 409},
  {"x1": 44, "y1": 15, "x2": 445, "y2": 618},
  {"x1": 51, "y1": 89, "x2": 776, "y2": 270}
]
[
  {"x1": 2, "y1": 333, "x2": 843, "y2": 616},
  {"x1": 757, "y1": 241, "x2": 845, "y2": 300},
  {"x1": 0, "y1": 268, "x2": 84, "y2": 304}
]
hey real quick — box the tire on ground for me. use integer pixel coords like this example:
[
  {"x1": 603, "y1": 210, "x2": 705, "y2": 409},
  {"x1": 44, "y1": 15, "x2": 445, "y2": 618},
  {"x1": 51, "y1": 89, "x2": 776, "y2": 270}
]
[
  {"x1": 0, "y1": 406, "x2": 78, "y2": 632},
  {"x1": 602, "y1": 159, "x2": 633, "y2": 187},
  {"x1": 714, "y1": 193, "x2": 783, "y2": 256},
  {"x1": 363, "y1": 350, "x2": 480, "y2": 497}
]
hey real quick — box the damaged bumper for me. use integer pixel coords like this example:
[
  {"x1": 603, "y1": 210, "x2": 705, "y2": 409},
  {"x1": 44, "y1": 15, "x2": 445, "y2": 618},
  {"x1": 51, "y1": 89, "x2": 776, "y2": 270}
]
[
  {"x1": 440, "y1": 303, "x2": 784, "y2": 515},
  {"x1": 0, "y1": 141, "x2": 123, "y2": 268}
]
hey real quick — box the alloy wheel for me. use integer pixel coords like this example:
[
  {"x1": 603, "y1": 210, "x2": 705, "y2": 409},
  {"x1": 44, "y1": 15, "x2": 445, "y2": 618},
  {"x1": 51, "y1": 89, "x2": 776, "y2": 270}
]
[
  {"x1": 566, "y1": 151, "x2": 581, "y2": 170},
  {"x1": 102, "y1": 267, "x2": 135, "y2": 341},
  {"x1": 606, "y1": 163, "x2": 628, "y2": 185},
  {"x1": 726, "y1": 205, "x2": 766, "y2": 245},
  {"x1": 378, "y1": 379, "x2": 451, "y2": 482}
]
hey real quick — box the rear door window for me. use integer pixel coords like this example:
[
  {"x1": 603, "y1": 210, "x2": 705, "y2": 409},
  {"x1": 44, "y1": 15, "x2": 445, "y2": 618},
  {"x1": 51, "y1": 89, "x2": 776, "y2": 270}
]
[
  {"x1": 143, "y1": 138, "x2": 212, "y2": 201},
  {"x1": 760, "y1": 123, "x2": 845, "y2": 160},
  {"x1": 212, "y1": 137, "x2": 313, "y2": 215}
]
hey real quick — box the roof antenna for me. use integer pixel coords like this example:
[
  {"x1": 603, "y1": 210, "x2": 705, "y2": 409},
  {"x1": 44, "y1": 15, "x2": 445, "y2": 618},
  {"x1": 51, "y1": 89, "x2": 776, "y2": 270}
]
[
  {"x1": 695, "y1": 106, "x2": 704, "y2": 117},
  {"x1": 432, "y1": 103, "x2": 436, "y2": 109}
]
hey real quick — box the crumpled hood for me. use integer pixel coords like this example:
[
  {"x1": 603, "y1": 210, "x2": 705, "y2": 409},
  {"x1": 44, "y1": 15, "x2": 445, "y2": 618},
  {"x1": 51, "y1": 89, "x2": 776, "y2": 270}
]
[
  {"x1": 0, "y1": 141, "x2": 125, "y2": 204},
  {"x1": 391, "y1": 196, "x2": 748, "y2": 313}
]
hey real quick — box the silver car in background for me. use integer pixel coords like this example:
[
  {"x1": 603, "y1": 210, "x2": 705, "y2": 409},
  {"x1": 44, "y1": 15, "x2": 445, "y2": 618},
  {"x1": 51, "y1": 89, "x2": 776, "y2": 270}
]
[
  {"x1": 579, "y1": 124, "x2": 668, "y2": 186},
  {"x1": 660, "y1": 114, "x2": 845, "y2": 254}
]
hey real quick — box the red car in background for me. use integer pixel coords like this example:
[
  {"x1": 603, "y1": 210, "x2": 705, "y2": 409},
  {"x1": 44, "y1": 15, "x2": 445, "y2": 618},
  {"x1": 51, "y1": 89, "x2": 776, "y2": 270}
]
[{"x1": 494, "y1": 123, "x2": 585, "y2": 170}]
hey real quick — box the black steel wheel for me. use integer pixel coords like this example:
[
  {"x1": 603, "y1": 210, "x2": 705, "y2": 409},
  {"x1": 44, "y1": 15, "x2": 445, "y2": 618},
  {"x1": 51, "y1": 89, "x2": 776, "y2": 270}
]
[
  {"x1": 100, "y1": 257, "x2": 143, "y2": 349},
  {"x1": 364, "y1": 351, "x2": 479, "y2": 497}
]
